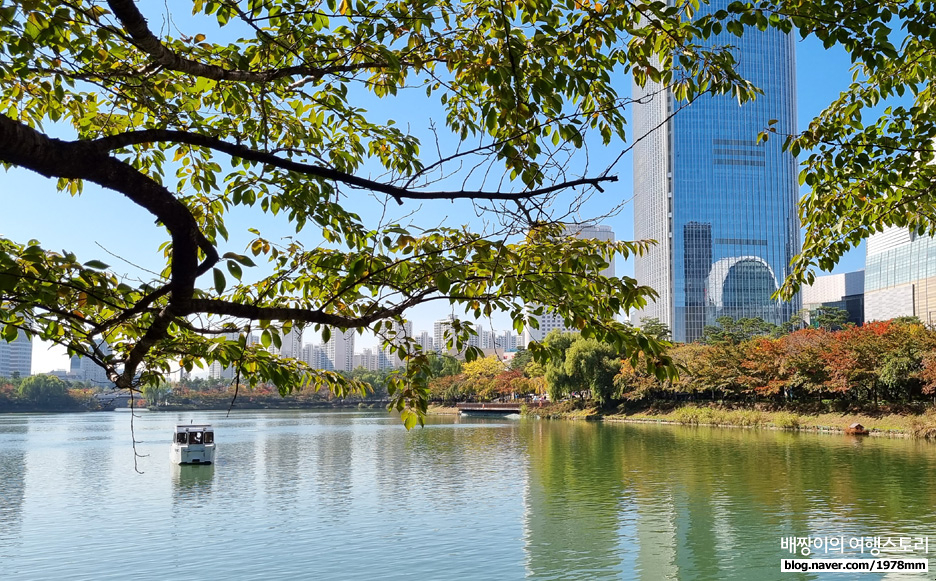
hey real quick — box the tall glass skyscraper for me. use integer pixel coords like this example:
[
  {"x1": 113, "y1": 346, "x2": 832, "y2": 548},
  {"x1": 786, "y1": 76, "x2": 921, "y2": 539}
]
[{"x1": 632, "y1": 1, "x2": 801, "y2": 342}]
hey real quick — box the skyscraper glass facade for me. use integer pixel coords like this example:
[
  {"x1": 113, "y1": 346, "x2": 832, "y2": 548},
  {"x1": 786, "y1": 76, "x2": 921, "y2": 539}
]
[{"x1": 632, "y1": 0, "x2": 801, "y2": 342}]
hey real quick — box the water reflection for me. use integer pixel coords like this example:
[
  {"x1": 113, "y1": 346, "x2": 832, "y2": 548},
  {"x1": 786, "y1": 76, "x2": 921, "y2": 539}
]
[
  {"x1": 0, "y1": 419, "x2": 27, "y2": 553},
  {"x1": 523, "y1": 421, "x2": 628, "y2": 579},
  {"x1": 522, "y1": 422, "x2": 936, "y2": 579},
  {"x1": 66, "y1": 415, "x2": 115, "y2": 492},
  {"x1": 4, "y1": 411, "x2": 936, "y2": 580}
]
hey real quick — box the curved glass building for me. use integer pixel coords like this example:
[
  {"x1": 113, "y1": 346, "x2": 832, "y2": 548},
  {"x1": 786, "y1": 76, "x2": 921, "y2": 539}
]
[{"x1": 631, "y1": 0, "x2": 801, "y2": 342}]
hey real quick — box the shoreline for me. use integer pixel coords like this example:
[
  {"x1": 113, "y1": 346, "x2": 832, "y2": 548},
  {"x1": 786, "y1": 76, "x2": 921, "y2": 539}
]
[
  {"x1": 601, "y1": 416, "x2": 911, "y2": 438},
  {"x1": 516, "y1": 404, "x2": 936, "y2": 439},
  {"x1": 424, "y1": 403, "x2": 936, "y2": 438},
  {"x1": 5, "y1": 401, "x2": 935, "y2": 439}
]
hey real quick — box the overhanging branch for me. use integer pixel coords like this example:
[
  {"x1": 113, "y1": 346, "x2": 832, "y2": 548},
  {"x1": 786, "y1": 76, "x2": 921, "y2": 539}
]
[
  {"x1": 90, "y1": 129, "x2": 618, "y2": 203},
  {"x1": 107, "y1": 0, "x2": 382, "y2": 83}
]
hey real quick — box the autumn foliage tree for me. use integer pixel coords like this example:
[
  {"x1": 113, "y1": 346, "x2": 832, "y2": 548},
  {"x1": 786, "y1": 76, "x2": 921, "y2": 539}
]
[{"x1": 613, "y1": 319, "x2": 936, "y2": 408}]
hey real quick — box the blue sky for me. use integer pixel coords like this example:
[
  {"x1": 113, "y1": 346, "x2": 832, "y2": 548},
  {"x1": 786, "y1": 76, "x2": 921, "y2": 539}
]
[{"x1": 0, "y1": 21, "x2": 867, "y2": 373}]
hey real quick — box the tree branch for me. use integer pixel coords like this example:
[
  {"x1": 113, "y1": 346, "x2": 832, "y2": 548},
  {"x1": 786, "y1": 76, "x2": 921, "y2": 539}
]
[
  {"x1": 107, "y1": 0, "x2": 382, "y2": 84},
  {"x1": 90, "y1": 128, "x2": 617, "y2": 203}
]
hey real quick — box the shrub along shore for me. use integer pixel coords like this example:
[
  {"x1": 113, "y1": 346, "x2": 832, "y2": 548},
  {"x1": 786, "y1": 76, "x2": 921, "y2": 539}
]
[
  {"x1": 524, "y1": 403, "x2": 936, "y2": 438},
  {"x1": 430, "y1": 401, "x2": 936, "y2": 438}
]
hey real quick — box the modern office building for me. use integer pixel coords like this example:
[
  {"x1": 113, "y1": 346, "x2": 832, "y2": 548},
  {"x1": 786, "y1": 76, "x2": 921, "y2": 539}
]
[
  {"x1": 0, "y1": 329, "x2": 32, "y2": 378},
  {"x1": 631, "y1": 0, "x2": 801, "y2": 342},
  {"x1": 521, "y1": 224, "x2": 615, "y2": 346},
  {"x1": 801, "y1": 270, "x2": 865, "y2": 326},
  {"x1": 68, "y1": 339, "x2": 111, "y2": 385},
  {"x1": 864, "y1": 226, "x2": 936, "y2": 323}
]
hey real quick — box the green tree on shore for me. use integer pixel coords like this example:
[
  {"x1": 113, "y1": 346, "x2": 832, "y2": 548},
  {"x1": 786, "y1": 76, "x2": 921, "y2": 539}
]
[
  {"x1": 564, "y1": 339, "x2": 619, "y2": 405},
  {"x1": 18, "y1": 374, "x2": 68, "y2": 407}
]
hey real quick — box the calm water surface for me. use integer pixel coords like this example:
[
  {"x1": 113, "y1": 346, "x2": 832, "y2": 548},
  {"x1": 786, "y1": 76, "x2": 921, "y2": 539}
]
[{"x1": 1, "y1": 410, "x2": 935, "y2": 580}]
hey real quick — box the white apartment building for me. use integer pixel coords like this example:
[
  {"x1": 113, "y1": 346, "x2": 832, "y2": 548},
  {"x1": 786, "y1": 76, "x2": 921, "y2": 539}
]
[
  {"x1": 415, "y1": 330, "x2": 434, "y2": 353},
  {"x1": 278, "y1": 326, "x2": 303, "y2": 359},
  {"x1": 324, "y1": 328, "x2": 356, "y2": 372},
  {"x1": 433, "y1": 315, "x2": 456, "y2": 353}
]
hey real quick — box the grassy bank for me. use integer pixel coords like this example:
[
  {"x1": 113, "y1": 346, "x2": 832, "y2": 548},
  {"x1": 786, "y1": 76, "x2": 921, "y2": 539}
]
[{"x1": 522, "y1": 402, "x2": 936, "y2": 438}]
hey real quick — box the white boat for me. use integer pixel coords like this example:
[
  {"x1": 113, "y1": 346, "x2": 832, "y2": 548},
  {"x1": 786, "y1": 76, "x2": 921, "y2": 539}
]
[{"x1": 171, "y1": 424, "x2": 216, "y2": 465}]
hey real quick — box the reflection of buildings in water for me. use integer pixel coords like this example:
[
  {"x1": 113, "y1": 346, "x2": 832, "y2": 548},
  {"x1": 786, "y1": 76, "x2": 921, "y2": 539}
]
[
  {"x1": 521, "y1": 422, "x2": 629, "y2": 578},
  {"x1": 0, "y1": 422, "x2": 28, "y2": 546},
  {"x1": 522, "y1": 424, "x2": 825, "y2": 579},
  {"x1": 263, "y1": 430, "x2": 304, "y2": 509},
  {"x1": 709, "y1": 494, "x2": 739, "y2": 564},
  {"x1": 66, "y1": 415, "x2": 116, "y2": 492},
  {"x1": 673, "y1": 489, "x2": 721, "y2": 579},
  {"x1": 633, "y1": 492, "x2": 678, "y2": 579},
  {"x1": 311, "y1": 430, "x2": 356, "y2": 514}
]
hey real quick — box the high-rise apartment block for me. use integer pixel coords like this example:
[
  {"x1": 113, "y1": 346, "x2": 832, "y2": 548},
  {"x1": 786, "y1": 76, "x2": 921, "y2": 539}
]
[
  {"x1": 415, "y1": 330, "x2": 434, "y2": 353},
  {"x1": 278, "y1": 326, "x2": 303, "y2": 360},
  {"x1": 433, "y1": 315, "x2": 456, "y2": 353},
  {"x1": 0, "y1": 329, "x2": 32, "y2": 378},
  {"x1": 324, "y1": 328, "x2": 356, "y2": 372},
  {"x1": 207, "y1": 332, "x2": 258, "y2": 381},
  {"x1": 521, "y1": 224, "x2": 615, "y2": 347},
  {"x1": 495, "y1": 331, "x2": 519, "y2": 352},
  {"x1": 631, "y1": 0, "x2": 801, "y2": 342},
  {"x1": 302, "y1": 343, "x2": 327, "y2": 370}
]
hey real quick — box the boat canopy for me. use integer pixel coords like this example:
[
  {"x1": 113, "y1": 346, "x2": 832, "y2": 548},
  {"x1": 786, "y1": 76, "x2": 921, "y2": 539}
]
[{"x1": 173, "y1": 425, "x2": 214, "y2": 445}]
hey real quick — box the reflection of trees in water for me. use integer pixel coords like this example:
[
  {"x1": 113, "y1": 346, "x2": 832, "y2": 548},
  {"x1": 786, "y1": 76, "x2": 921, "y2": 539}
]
[
  {"x1": 0, "y1": 421, "x2": 27, "y2": 547},
  {"x1": 523, "y1": 422, "x2": 936, "y2": 579}
]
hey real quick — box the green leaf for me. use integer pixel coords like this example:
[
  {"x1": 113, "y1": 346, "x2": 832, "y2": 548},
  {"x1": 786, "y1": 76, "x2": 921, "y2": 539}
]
[
  {"x1": 222, "y1": 252, "x2": 256, "y2": 267},
  {"x1": 84, "y1": 260, "x2": 109, "y2": 270},
  {"x1": 400, "y1": 408, "x2": 418, "y2": 430},
  {"x1": 435, "y1": 272, "x2": 451, "y2": 294},
  {"x1": 212, "y1": 268, "x2": 226, "y2": 294},
  {"x1": 227, "y1": 260, "x2": 243, "y2": 281}
]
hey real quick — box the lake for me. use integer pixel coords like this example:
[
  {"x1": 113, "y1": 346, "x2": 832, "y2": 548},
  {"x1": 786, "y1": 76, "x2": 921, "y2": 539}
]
[{"x1": 1, "y1": 410, "x2": 934, "y2": 579}]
